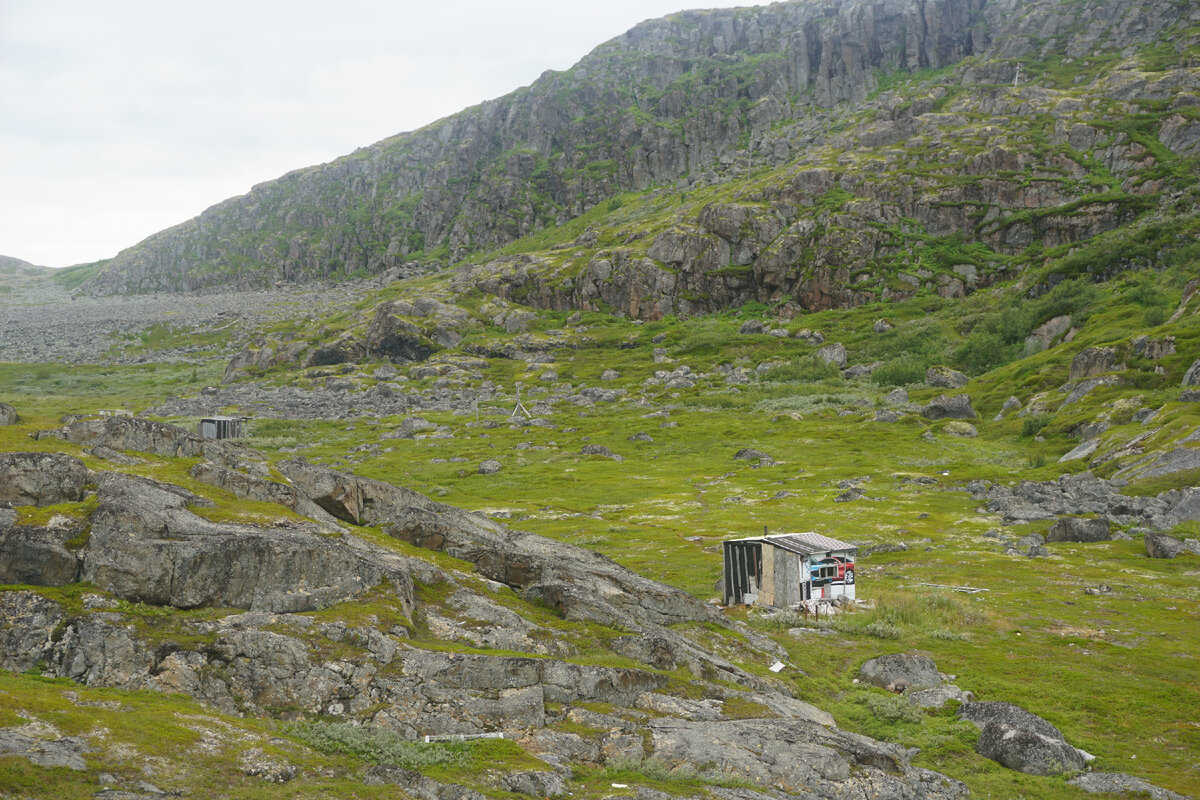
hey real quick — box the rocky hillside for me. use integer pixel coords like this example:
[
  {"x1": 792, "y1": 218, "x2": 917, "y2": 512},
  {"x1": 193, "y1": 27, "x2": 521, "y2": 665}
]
[
  {"x1": 77, "y1": 0, "x2": 1198, "y2": 299},
  {"x1": 0, "y1": 418, "x2": 972, "y2": 800},
  {"x1": 2, "y1": 246, "x2": 1199, "y2": 797},
  {"x1": 0, "y1": 256, "x2": 51, "y2": 292}
]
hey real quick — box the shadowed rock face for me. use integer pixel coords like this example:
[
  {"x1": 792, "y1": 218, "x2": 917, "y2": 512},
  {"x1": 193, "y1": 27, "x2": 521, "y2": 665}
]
[
  {"x1": 1046, "y1": 516, "x2": 1111, "y2": 542},
  {"x1": 278, "y1": 457, "x2": 434, "y2": 526},
  {"x1": 0, "y1": 509, "x2": 82, "y2": 586},
  {"x1": 364, "y1": 303, "x2": 441, "y2": 363}
]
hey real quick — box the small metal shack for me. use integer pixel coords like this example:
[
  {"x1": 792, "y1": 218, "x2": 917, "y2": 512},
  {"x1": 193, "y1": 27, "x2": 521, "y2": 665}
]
[
  {"x1": 722, "y1": 531, "x2": 857, "y2": 608},
  {"x1": 198, "y1": 416, "x2": 244, "y2": 440}
]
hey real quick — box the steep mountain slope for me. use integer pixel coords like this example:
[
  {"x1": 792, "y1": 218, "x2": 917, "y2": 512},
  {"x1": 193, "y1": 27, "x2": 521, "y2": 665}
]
[{"x1": 78, "y1": 0, "x2": 1196, "y2": 297}]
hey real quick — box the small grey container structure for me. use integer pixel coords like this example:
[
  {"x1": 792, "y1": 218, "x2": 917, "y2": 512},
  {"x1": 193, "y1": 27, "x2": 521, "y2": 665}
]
[
  {"x1": 198, "y1": 416, "x2": 244, "y2": 440},
  {"x1": 722, "y1": 531, "x2": 857, "y2": 608}
]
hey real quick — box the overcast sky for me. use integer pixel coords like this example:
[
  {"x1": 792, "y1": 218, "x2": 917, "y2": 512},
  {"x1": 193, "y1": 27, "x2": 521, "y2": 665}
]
[{"x1": 0, "y1": 1, "x2": 768, "y2": 269}]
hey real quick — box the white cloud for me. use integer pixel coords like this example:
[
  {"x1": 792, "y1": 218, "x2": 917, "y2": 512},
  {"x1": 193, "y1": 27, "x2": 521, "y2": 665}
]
[{"x1": 0, "y1": 0, "x2": 764, "y2": 267}]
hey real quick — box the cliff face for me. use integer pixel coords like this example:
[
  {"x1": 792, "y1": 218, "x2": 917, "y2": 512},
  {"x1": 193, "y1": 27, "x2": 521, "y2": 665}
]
[
  {"x1": 80, "y1": 0, "x2": 1196, "y2": 299},
  {"x1": 83, "y1": 0, "x2": 990, "y2": 294}
]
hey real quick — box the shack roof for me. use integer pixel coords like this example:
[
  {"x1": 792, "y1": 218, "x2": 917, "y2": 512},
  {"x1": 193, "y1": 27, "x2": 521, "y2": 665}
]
[{"x1": 725, "y1": 531, "x2": 857, "y2": 556}]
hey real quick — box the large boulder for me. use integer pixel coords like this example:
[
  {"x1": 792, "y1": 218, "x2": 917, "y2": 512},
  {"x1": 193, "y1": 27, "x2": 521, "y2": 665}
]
[
  {"x1": 926, "y1": 366, "x2": 968, "y2": 389},
  {"x1": 1130, "y1": 335, "x2": 1175, "y2": 360},
  {"x1": 738, "y1": 319, "x2": 764, "y2": 335},
  {"x1": 278, "y1": 457, "x2": 432, "y2": 526},
  {"x1": 994, "y1": 395, "x2": 1022, "y2": 420},
  {"x1": 1145, "y1": 530, "x2": 1200, "y2": 559},
  {"x1": 1046, "y1": 516, "x2": 1111, "y2": 543},
  {"x1": 304, "y1": 333, "x2": 364, "y2": 367},
  {"x1": 815, "y1": 342, "x2": 848, "y2": 368},
  {"x1": 908, "y1": 684, "x2": 974, "y2": 709},
  {"x1": 943, "y1": 421, "x2": 978, "y2": 438},
  {"x1": 222, "y1": 338, "x2": 306, "y2": 383},
  {"x1": 364, "y1": 302, "x2": 441, "y2": 363},
  {"x1": 1024, "y1": 315, "x2": 1071, "y2": 353},
  {"x1": 0, "y1": 402, "x2": 18, "y2": 425},
  {"x1": 858, "y1": 652, "x2": 942, "y2": 692},
  {"x1": 975, "y1": 721, "x2": 1087, "y2": 776},
  {"x1": 0, "y1": 452, "x2": 90, "y2": 507},
  {"x1": 958, "y1": 700, "x2": 1088, "y2": 776},
  {"x1": 922, "y1": 394, "x2": 977, "y2": 420}
]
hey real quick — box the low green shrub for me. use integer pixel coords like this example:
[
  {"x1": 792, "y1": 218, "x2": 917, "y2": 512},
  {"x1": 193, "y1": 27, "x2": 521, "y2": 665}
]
[
  {"x1": 864, "y1": 692, "x2": 925, "y2": 724},
  {"x1": 871, "y1": 355, "x2": 928, "y2": 386},
  {"x1": 287, "y1": 721, "x2": 468, "y2": 768},
  {"x1": 1021, "y1": 414, "x2": 1053, "y2": 437},
  {"x1": 759, "y1": 355, "x2": 843, "y2": 383},
  {"x1": 861, "y1": 620, "x2": 903, "y2": 639}
]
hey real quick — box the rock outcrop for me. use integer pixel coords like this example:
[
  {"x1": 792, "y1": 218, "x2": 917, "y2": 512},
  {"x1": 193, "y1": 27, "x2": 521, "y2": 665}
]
[
  {"x1": 1181, "y1": 358, "x2": 1200, "y2": 387},
  {"x1": 222, "y1": 338, "x2": 307, "y2": 383},
  {"x1": 0, "y1": 452, "x2": 90, "y2": 507},
  {"x1": 974, "y1": 720, "x2": 1087, "y2": 776},
  {"x1": 1069, "y1": 347, "x2": 1119, "y2": 380},
  {"x1": 1069, "y1": 771, "x2": 1191, "y2": 800},
  {"x1": 275, "y1": 458, "x2": 722, "y2": 629},
  {"x1": 969, "y1": 474, "x2": 1200, "y2": 531},
  {"x1": 649, "y1": 718, "x2": 968, "y2": 798},
  {"x1": 0, "y1": 445, "x2": 973, "y2": 800},
  {"x1": 53, "y1": 416, "x2": 207, "y2": 458},
  {"x1": 81, "y1": 472, "x2": 421, "y2": 613},
  {"x1": 0, "y1": 402, "x2": 18, "y2": 426}
]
